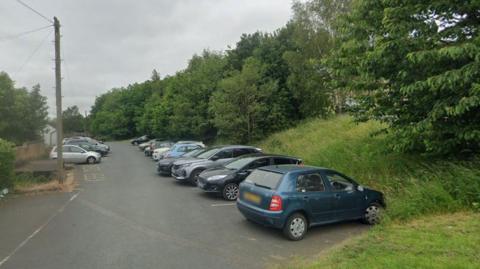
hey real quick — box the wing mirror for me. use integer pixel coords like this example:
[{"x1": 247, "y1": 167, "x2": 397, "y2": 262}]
[
  {"x1": 357, "y1": 185, "x2": 364, "y2": 192},
  {"x1": 210, "y1": 156, "x2": 219, "y2": 161}
]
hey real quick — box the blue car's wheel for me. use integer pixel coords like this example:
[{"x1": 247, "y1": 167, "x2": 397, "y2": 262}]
[{"x1": 283, "y1": 213, "x2": 307, "y2": 241}]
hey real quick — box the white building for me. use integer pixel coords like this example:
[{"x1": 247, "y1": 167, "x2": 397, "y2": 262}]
[{"x1": 43, "y1": 124, "x2": 57, "y2": 146}]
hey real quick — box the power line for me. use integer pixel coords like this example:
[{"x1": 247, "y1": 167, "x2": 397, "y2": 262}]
[
  {"x1": 0, "y1": 24, "x2": 52, "y2": 42},
  {"x1": 16, "y1": 29, "x2": 53, "y2": 74},
  {"x1": 16, "y1": 0, "x2": 53, "y2": 24}
]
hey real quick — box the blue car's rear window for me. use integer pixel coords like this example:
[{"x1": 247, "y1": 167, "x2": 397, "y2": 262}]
[{"x1": 245, "y1": 170, "x2": 283, "y2": 190}]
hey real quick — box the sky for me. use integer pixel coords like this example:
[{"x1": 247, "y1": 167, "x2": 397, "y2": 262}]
[{"x1": 0, "y1": 0, "x2": 294, "y2": 117}]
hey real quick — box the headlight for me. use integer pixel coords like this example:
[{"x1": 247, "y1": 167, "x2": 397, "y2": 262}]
[
  {"x1": 207, "y1": 175, "x2": 227, "y2": 181},
  {"x1": 180, "y1": 163, "x2": 192, "y2": 168}
]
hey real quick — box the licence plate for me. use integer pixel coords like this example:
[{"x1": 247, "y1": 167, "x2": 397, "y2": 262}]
[{"x1": 244, "y1": 192, "x2": 261, "y2": 204}]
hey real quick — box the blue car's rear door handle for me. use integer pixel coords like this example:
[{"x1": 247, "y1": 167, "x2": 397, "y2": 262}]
[{"x1": 334, "y1": 194, "x2": 341, "y2": 199}]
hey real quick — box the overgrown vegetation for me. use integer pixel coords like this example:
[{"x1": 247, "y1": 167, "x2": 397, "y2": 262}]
[
  {"x1": 0, "y1": 139, "x2": 15, "y2": 190},
  {"x1": 258, "y1": 115, "x2": 480, "y2": 220},
  {"x1": 13, "y1": 172, "x2": 52, "y2": 189},
  {"x1": 284, "y1": 212, "x2": 480, "y2": 269},
  {"x1": 88, "y1": 0, "x2": 480, "y2": 157},
  {"x1": 330, "y1": 0, "x2": 480, "y2": 155}
]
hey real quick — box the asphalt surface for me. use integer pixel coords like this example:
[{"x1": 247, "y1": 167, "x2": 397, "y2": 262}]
[{"x1": 0, "y1": 142, "x2": 368, "y2": 269}]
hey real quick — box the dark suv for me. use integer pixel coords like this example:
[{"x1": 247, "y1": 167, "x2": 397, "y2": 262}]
[
  {"x1": 171, "y1": 145, "x2": 262, "y2": 185},
  {"x1": 198, "y1": 155, "x2": 302, "y2": 200},
  {"x1": 237, "y1": 165, "x2": 385, "y2": 240}
]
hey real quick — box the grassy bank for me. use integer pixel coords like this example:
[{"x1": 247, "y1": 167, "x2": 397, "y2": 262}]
[
  {"x1": 257, "y1": 115, "x2": 480, "y2": 220},
  {"x1": 286, "y1": 212, "x2": 479, "y2": 269}
]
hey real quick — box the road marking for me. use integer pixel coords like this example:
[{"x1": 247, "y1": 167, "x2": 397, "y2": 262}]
[
  {"x1": 210, "y1": 203, "x2": 236, "y2": 207},
  {"x1": 83, "y1": 173, "x2": 106, "y2": 182},
  {"x1": 0, "y1": 192, "x2": 80, "y2": 268}
]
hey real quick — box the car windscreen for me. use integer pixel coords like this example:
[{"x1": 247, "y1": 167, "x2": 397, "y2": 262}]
[
  {"x1": 225, "y1": 157, "x2": 256, "y2": 170},
  {"x1": 185, "y1": 148, "x2": 206, "y2": 157},
  {"x1": 245, "y1": 170, "x2": 283, "y2": 190},
  {"x1": 196, "y1": 148, "x2": 221, "y2": 159}
]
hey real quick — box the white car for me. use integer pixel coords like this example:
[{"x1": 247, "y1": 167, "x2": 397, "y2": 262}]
[
  {"x1": 50, "y1": 145, "x2": 101, "y2": 164},
  {"x1": 152, "y1": 147, "x2": 171, "y2": 161}
]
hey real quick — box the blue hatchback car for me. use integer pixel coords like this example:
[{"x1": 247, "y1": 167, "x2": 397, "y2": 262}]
[{"x1": 237, "y1": 165, "x2": 385, "y2": 240}]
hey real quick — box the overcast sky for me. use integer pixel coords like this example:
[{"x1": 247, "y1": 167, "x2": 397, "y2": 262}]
[{"x1": 0, "y1": 0, "x2": 294, "y2": 117}]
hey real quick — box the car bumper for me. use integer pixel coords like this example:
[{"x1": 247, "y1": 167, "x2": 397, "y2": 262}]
[
  {"x1": 236, "y1": 199, "x2": 284, "y2": 229},
  {"x1": 172, "y1": 168, "x2": 189, "y2": 181},
  {"x1": 157, "y1": 164, "x2": 172, "y2": 175},
  {"x1": 197, "y1": 178, "x2": 221, "y2": 193}
]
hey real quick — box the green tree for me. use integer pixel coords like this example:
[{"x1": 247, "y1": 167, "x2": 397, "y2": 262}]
[
  {"x1": 63, "y1": 105, "x2": 85, "y2": 134},
  {"x1": 330, "y1": 0, "x2": 480, "y2": 155},
  {"x1": 210, "y1": 58, "x2": 287, "y2": 143}
]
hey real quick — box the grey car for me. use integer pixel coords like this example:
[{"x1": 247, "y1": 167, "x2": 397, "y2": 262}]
[{"x1": 171, "y1": 145, "x2": 262, "y2": 185}]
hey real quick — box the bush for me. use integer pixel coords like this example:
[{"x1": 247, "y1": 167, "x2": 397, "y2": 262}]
[{"x1": 0, "y1": 139, "x2": 15, "y2": 190}]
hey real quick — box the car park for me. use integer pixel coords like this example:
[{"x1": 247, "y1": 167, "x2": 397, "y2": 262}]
[
  {"x1": 197, "y1": 155, "x2": 302, "y2": 200},
  {"x1": 236, "y1": 165, "x2": 385, "y2": 240},
  {"x1": 50, "y1": 145, "x2": 102, "y2": 164},
  {"x1": 131, "y1": 135, "x2": 150, "y2": 145},
  {"x1": 171, "y1": 145, "x2": 262, "y2": 185},
  {"x1": 157, "y1": 148, "x2": 207, "y2": 176}
]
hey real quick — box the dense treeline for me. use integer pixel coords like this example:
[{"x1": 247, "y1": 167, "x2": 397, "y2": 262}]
[
  {"x1": 0, "y1": 72, "x2": 49, "y2": 145},
  {"x1": 89, "y1": 0, "x2": 480, "y2": 156},
  {"x1": 90, "y1": 0, "x2": 339, "y2": 143}
]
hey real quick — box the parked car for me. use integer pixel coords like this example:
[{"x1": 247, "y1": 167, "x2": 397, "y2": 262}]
[
  {"x1": 157, "y1": 142, "x2": 204, "y2": 160},
  {"x1": 138, "y1": 139, "x2": 157, "y2": 151},
  {"x1": 175, "y1": 140, "x2": 205, "y2": 148},
  {"x1": 236, "y1": 165, "x2": 385, "y2": 241},
  {"x1": 74, "y1": 142, "x2": 108, "y2": 156},
  {"x1": 65, "y1": 137, "x2": 110, "y2": 152},
  {"x1": 145, "y1": 141, "x2": 173, "y2": 157},
  {"x1": 171, "y1": 145, "x2": 262, "y2": 185},
  {"x1": 157, "y1": 148, "x2": 207, "y2": 176},
  {"x1": 198, "y1": 155, "x2": 302, "y2": 201},
  {"x1": 50, "y1": 145, "x2": 101, "y2": 164},
  {"x1": 131, "y1": 135, "x2": 150, "y2": 145}
]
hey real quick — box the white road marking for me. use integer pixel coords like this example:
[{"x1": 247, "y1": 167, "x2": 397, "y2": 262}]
[
  {"x1": 210, "y1": 203, "x2": 236, "y2": 207},
  {"x1": 0, "y1": 192, "x2": 80, "y2": 268}
]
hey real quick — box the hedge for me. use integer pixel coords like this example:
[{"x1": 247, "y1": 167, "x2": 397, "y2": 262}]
[{"x1": 0, "y1": 139, "x2": 15, "y2": 190}]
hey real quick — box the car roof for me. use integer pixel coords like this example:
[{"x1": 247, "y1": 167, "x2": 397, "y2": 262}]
[
  {"x1": 258, "y1": 165, "x2": 328, "y2": 174},
  {"x1": 209, "y1": 145, "x2": 260, "y2": 150},
  {"x1": 234, "y1": 154, "x2": 300, "y2": 160}
]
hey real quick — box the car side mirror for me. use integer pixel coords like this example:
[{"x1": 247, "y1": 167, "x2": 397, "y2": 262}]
[
  {"x1": 210, "y1": 156, "x2": 219, "y2": 161},
  {"x1": 357, "y1": 185, "x2": 364, "y2": 192}
]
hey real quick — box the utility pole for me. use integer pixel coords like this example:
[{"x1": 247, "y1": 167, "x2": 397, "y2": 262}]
[{"x1": 54, "y1": 17, "x2": 64, "y2": 183}]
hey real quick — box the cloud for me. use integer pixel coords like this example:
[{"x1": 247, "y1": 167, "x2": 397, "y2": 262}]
[{"x1": 0, "y1": 0, "x2": 293, "y2": 116}]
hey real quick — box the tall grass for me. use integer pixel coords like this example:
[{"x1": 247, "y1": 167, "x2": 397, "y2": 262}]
[{"x1": 257, "y1": 115, "x2": 480, "y2": 220}]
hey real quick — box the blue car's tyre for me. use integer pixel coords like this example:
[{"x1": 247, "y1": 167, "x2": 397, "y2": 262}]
[{"x1": 283, "y1": 213, "x2": 307, "y2": 241}]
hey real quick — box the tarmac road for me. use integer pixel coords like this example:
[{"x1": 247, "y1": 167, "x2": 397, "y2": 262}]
[{"x1": 0, "y1": 141, "x2": 368, "y2": 269}]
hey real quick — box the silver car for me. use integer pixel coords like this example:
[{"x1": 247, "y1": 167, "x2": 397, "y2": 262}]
[
  {"x1": 171, "y1": 145, "x2": 261, "y2": 185},
  {"x1": 50, "y1": 145, "x2": 101, "y2": 164}
]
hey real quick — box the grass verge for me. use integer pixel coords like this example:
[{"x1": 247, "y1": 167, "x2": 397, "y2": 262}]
[
  {"x1": 283, "y1": 212, "x2": 480, "y2": 269},
  {"x1": 13, "y1": 171, "x2": 76, "y2": 193}
]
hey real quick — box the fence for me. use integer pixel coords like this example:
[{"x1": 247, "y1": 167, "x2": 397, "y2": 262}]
[{"x1": 15, "y1": 142, "x2": 49, "y2": 166}]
